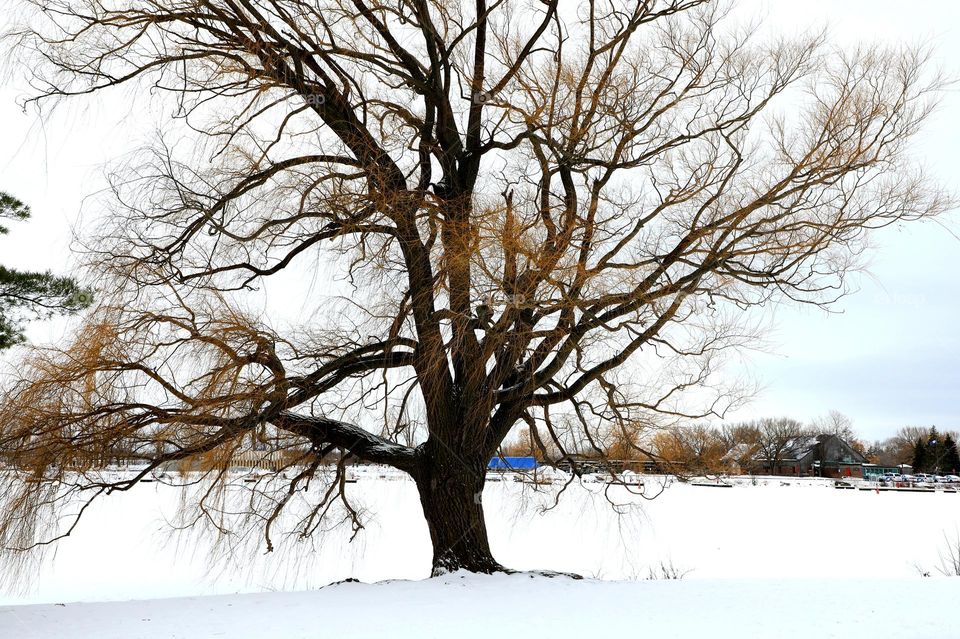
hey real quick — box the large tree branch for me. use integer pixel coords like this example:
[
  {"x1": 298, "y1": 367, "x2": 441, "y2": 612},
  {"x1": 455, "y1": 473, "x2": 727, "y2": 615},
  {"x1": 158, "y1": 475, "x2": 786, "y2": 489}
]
[{"x1": 271, "y1": 411, "x2": 417, "y2": 472}]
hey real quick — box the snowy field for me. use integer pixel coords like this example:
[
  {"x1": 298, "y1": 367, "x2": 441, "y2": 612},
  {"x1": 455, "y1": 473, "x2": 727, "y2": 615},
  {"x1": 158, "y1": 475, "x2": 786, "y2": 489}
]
[
  {"x1": 3, "y1": 470, "x2": 960, "y2": 637},
  {"x1": 5, "y1": 573, "x2": 960, "y2": 639}
]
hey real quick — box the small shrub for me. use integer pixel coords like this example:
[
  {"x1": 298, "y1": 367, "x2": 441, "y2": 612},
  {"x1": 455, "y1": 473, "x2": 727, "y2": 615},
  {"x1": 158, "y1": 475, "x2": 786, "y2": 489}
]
[{"x1": 645, "y1": 560, "x2": 692, "y2": 580}]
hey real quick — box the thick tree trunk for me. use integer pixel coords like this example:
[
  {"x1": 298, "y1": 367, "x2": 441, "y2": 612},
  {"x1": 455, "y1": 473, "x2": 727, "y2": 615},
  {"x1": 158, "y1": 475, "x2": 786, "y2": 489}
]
[{"x1": 413, "y1": 443, "x2": 505, "y2": 576}]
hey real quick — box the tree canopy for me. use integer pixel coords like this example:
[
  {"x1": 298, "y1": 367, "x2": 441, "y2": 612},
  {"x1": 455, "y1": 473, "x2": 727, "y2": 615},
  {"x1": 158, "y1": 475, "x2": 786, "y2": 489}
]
[{"x1": 0, "y1": 0, "x2": 949, "y2": 575}]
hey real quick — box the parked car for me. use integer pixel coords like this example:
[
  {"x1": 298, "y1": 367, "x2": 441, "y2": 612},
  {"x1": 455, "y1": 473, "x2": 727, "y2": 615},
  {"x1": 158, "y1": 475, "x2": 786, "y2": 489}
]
[{"x1": 943, "y1": 475, "x2": 960, "y2": 483}]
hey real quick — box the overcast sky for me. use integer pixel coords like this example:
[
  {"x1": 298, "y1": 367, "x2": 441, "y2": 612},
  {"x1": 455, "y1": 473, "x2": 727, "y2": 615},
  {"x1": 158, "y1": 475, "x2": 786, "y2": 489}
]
[{"x1": 1, "y1": 0, "x2": 959, "y2": 441}]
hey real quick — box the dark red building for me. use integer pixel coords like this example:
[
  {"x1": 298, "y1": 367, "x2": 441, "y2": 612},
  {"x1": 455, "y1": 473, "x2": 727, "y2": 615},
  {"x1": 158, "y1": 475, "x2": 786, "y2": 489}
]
[{"x1": 755, "y1": 434, "x2": 867, "y2": 478}]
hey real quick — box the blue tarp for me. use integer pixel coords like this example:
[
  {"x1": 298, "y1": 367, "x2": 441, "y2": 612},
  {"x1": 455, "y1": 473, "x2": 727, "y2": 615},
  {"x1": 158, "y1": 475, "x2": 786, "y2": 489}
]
[{"x1": 488, "y1": 456, "x2": 538, "y2": 470}]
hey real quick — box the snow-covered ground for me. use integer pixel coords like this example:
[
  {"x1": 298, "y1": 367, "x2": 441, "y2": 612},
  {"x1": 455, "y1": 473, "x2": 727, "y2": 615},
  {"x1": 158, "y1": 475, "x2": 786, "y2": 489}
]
[
  {"x1": 5, "y1": 572, "x2": 960, "y2": 639},
  {"x1": 2, "y1": 471, "x2": 960, "y2": 637}
]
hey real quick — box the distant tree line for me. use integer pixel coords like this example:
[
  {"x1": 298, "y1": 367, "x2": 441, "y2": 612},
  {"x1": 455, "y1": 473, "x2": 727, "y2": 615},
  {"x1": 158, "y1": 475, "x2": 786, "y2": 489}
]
[
  {"x1": 644, "y1": 413, "x2": 867, "y2": 475},
  {"x1": 500, "y1": 412, "x2": 847, "y2": 475},
  {"x1": 499, "y1": 410, "x2": 960, "y2": 476},
  {"x1": 865, "y1": 426, "x2": 960, "y2": 473}
]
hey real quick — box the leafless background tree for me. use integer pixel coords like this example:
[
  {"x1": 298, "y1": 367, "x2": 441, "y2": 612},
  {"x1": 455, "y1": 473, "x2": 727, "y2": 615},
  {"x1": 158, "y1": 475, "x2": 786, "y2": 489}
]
[
  {"x1": 650, "y1": 423, "x2": 727, "y2": 474},
  {"x1": 0, "y1": 0, "x2": 948, "y2": 575},
  {"x1": 748, "y1": 417, "x2": 805, "y2": 475},
  {"x1": 811, "y1": 410, "x2": 866, "y2": 454}
]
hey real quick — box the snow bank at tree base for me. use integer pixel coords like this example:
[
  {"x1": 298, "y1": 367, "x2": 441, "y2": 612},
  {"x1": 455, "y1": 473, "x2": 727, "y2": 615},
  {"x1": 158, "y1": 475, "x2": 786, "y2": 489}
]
[{"x1": 4, "y1": 573, "x2": 960, "y2": 639}]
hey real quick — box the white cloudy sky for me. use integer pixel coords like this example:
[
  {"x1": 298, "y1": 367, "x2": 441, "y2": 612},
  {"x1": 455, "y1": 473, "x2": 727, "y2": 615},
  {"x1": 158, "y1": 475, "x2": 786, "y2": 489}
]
[{"x1": 1, "y1": 0, "x2": 959, "y2": 441}]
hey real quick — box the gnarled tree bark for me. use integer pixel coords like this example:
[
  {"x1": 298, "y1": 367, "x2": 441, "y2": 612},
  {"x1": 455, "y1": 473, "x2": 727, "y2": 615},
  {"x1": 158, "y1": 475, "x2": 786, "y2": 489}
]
[{"x1": 413, "y1": 440, "x2": 503, "y2": 575}]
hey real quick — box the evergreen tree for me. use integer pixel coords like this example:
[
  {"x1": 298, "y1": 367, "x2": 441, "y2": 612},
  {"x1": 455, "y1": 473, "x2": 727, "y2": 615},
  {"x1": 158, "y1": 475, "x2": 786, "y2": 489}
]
[
  {"x1": 912, "y1": 437, "x2": 929, "y2": 473},
  {"x1": 0, "y1": 193, "x2": 91, "y2": 349},
  {"x1": 926, "y1": 427, "x2": 942, "y2": 472},
  {"x1": 942, "y1": 434, "x2": 960, "y2": 475}
]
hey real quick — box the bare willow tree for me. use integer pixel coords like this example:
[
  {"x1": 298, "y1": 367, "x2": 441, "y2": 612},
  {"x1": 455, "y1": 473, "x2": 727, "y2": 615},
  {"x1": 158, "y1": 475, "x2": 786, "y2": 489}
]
[
  {"x1": 0, "y1": 0, "x2": 948, "y2": 575},
  {"x1": 651, "y1": 423, "x2": 726, "y2": 474}
]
